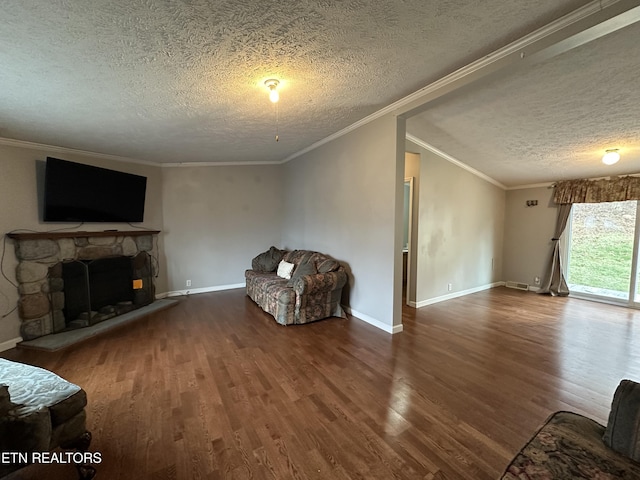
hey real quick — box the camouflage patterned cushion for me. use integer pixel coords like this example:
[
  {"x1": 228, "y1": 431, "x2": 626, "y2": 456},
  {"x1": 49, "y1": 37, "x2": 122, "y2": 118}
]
[
  {"x1": 317, "y1": 258, "x2": 340, "y2": 273},
  {"x1": 287, "y1": 253, "x2": 318, "y2": 286},
  {"x1": 603, "y1": 379, "x2": 640, "y2": 461},
  {"x1": 251, "y1": 246, "x2": 285, "y2": 272}
]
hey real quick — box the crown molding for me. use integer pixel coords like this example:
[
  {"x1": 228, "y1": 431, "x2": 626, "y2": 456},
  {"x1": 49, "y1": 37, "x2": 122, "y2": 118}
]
[
  {"x1": 0, "y1": 137, "x2": 159, "y2": 167},
  {"x1": 506, "y1": 173, "x2": 640, "y2": 191},
  {"x1": 283, "y1": 0, "x2": 639, "y2": 163},
  {"x1": 406, "y1": 134, "x2": 506, "y2": 190},
  {"x1": 3, "y1": 1, "x2": 636, "y2": 170},
  {"x1": 160, "y1": 160, "x2": 283, "y2": 167},
  {"x1": 0, "y1": 137, "x2": 284, "y2": 168},
  {"x1": 506, "y1": 182, "x2": 554, "y2": 190},
  {"x1": 392, "y1": 0, "x2": 637, "y2": 118}
]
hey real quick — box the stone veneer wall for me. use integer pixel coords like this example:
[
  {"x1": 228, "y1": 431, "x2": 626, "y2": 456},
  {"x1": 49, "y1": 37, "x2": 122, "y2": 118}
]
[{"x1": 13, "y1": 234, "x2": 156, "y2": 340}]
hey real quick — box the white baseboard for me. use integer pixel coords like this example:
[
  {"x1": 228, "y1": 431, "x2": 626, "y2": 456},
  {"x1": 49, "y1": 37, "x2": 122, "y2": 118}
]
[
  {"x1": 344, "y1": 307, "x2": 403, "y2": 334},
  {"x1": 157, "y1": 284, "x2": 408, "y2": 334},
  {"x1": 158, "y1": 282, "x2": 246, "y2": 298},
  {"x1": 0, "y1": 336, "x2": 23, "y2": 352},
  {"x1": 410, "y1": 281, "x2": 506, "y2": 308}
]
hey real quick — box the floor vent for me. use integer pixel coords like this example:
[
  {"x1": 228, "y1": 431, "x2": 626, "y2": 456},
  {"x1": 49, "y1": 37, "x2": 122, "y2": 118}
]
[{"x1": 506, "y1": 281, "x2": 529, "y2": 291}]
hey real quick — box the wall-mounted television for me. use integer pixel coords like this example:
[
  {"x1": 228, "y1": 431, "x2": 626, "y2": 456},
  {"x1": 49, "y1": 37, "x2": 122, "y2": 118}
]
[{"x1": 43, "y1": 157, "x2": 147, "y2": 223}]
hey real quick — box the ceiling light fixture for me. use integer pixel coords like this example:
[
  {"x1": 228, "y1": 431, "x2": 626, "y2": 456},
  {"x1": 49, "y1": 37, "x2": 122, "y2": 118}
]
[
  {"x1": 264, "y1": 79, "x2": 279, "y2": 103},
  {"x1": 602, "y1": 148, "x2": 620, "y2": 165},
  {"x1": 263, "y1": 78, "x2": 282, "y2": 141}
]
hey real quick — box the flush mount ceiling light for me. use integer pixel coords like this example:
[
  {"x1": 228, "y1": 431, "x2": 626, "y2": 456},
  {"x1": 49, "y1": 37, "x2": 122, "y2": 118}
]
[
  {"x1": 602, "y1": 148, "x2": 621, "y2": 165},
  {"x1": 264, "y1": 79, "x2": 279, "y2": 103}
]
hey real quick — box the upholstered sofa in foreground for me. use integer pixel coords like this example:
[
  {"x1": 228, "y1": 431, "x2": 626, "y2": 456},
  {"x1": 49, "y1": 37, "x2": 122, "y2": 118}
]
[
  {"x1": 245, "y1": 247, "x2": 347, "y2": 325},
  {"x1": 0, "y1": 358, "x2": 95, "y2": 479},
  {"x1": 501, "y1": 379, "x2": 640, "y2": 479}
]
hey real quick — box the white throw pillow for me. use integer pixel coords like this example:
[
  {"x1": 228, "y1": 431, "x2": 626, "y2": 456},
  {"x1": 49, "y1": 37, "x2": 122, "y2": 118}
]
[{"x1": 276, "y1": 260, "x2": 295, "y2": 279}]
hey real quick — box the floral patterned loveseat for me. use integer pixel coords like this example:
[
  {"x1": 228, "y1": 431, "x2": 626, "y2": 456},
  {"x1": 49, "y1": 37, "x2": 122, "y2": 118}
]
[{"x1": 245, "y1": 247, "x2": 347, "y2": 325}]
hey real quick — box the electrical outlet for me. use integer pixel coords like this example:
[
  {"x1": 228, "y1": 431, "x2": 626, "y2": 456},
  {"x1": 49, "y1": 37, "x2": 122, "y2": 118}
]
[
  {"x1": 534, "y1": 276, "x2": 540, "y2": 285},
  {"x1": 447, "y1": 283, "x2": 452, "y2": 291},
  {"x1": 186, "y1": 279, "x2": 191, "y2": 287}
]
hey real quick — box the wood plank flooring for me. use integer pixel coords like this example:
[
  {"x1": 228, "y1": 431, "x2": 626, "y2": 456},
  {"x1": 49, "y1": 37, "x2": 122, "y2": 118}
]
[{"x1": 3, "y1": 287, "x2": 640, "y2": 479}]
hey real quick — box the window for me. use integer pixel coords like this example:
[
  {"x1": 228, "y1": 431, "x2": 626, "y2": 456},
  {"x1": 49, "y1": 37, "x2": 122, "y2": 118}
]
[{"x1": 566, "y1": 201, "x2": 639, "y2": 302}]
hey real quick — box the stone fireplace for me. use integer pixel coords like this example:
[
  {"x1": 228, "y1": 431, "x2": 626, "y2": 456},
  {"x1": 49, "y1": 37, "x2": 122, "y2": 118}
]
[
  {"x1": 8, "y1": 230, "x2": 160, "y2": 340},
  {"x1": 52, "y1": 252, "x2": 154, "y2": 330}
]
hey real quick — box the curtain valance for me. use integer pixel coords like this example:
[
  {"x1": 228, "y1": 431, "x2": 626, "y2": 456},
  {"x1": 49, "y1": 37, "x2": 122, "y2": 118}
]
[{"x1": 554, "y1": 176, "x2": 640, "y2": 204}]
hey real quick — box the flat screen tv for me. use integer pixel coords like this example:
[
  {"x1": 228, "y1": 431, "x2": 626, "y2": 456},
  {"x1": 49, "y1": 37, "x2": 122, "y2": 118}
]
[{"x1": 43, "y1": 157, "x2": 147, "y2": 223}]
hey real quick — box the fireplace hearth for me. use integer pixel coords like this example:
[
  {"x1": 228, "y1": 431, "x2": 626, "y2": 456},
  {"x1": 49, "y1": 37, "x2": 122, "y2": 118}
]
[{"x1": 7, "y1": 230, "x2": 160, "y2": 340}]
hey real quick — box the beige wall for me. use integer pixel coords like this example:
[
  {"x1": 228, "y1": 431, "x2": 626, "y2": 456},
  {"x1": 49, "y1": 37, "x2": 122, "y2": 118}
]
[
  {"x1": 281, "y1": 115, "x2": 403, "y2": 332},
  {"x1": 0, "y1": 118, "x2": 405, "y2": 343},
  {"x1": 161, "y1": 164, "x2": 284, "y2": 293},
  {"x1": 0, "y1": 143, "x2": 165, "y2": 346},
  {"x1": 407, "y1": 141, "x2": 505, "y2": 304},
  {"x1": 0, "y1": 127, "x2": 559, "y2": 347},
  {"x1": 503, "y1": 186, "x2": 557, "y2": 287}
]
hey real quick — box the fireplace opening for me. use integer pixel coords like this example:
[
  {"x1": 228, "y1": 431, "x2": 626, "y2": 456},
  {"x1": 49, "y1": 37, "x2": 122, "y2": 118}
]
[{"x1": 51, "y1": 252, "x2": 154, "y2": 330}]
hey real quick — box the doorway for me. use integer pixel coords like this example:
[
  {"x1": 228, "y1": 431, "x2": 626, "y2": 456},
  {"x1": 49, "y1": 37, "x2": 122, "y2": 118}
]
[
  {"x1": 404, "y1": 152, "x2": 419, "y2": 306},
  {"x1": 403, "y1": 177, "x2": 413, "y2": 304}
]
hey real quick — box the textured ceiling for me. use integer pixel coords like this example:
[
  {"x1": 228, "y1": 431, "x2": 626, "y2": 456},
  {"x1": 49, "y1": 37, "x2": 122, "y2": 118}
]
[
  {"x1": 3, "y1": 0, "x2": 636, "y2": 187},
  {"x1": 408, "y1": 19, "x2": 640, "y2": 187}
]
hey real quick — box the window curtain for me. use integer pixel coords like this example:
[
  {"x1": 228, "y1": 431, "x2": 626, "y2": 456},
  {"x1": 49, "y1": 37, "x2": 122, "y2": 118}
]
[
  {"x1": 554, "y1": 176, "x2": 640, "y2": 204},
  {"x1": 538, "y1": 203, "x2": 572, "y2": 296},
  {"x1": 540, "y1": 176, "x2": 640, "y2": 296}
]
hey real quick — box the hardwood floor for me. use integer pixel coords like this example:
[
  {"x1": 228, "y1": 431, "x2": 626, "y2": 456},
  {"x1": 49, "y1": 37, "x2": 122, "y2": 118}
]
[{"x1": 3, "y1": 287, "x2": 640, "y2": 479}]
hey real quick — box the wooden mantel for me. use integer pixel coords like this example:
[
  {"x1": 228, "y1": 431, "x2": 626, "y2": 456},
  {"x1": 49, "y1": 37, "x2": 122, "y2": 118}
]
[{"x1": 7, "y1": 230, "x2": 161, "y2": 241}]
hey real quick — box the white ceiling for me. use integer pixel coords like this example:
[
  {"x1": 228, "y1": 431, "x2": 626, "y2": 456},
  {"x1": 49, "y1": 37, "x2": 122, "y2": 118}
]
[
  {"x1": 407, "y1": 17, "x2": 640, "y2": 187},
  {"x1": 1, "y1": 0, "x2": 638, "y2": 187}
]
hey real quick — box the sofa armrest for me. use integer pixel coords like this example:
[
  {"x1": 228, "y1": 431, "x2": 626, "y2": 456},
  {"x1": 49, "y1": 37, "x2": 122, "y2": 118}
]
[
  {"x1": 0, "y1": 407, "x2": 52, "y2": 453},
  {"x1": 292, "y1": 270, "x2": 347, "y2": 295}
]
